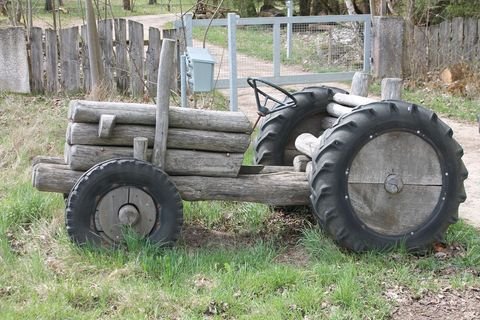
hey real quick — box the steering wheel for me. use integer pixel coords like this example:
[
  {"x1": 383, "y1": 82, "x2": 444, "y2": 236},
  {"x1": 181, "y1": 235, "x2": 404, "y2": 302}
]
[{"x1": 247, "y1": 77, "x2": 297, "y2": 116}]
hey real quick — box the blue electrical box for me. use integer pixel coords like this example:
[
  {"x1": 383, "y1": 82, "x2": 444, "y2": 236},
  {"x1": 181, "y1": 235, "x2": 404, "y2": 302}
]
[{"x1": 186, "y1": 47, "x2": 215, "y2": 92}]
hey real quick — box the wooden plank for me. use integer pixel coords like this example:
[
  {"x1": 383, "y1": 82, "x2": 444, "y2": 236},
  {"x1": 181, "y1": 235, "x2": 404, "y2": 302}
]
[
  {"x1": 463, "y1": 18, "x2": 478, "y2": 61},
  {"x1": 348, "y1": 131, "x2": 442, "y2": 185},
  {"x1": 451, "y1": 17, "x2": 464, "y2": 61},
  {"x1": 114, "y1": 18, "x2": 129, "y2": 94},
  {"x1": 30, "y1": 27, "x2": 44, "y2": 93},
  {"x1": 45, "y1": 28, "x2": 58, "y2": 94},
  {"x1": 128, "y1": 20, "x2": 144, "y2": 97},
  {"x1": 427, "y1": 24, "x2": 439, "y2": 70},
  {"x1": 162, "y1": 28, "x2": 179, "y2": 91},
  {"x1": 66, "y1": 123, "x2": 251, "y2": 153},
  {"x1": 145, "y1": 27, "x2": 161, "y2": 98},
  {"x1": 98, "y1": 114, "x2": 116, "y2": 138},
  {"x1": 381, "y1": 78, "x2": 402, "y2": 100},
  {"x1": 80, "y1": 25, "x2": 91, "y2": 92},
  {"x1": 98, "y1": 19, "x2": 114, "y2": 87},
  {"x1": 59, "y1": 26, "x2": 80, "y2": 93},
  {"x1": 152, "y1": 38, "x2": 176, "y2": 168},
  {"x1": 413, "y1": 26, "x2": 427, "y2": 76},
  {"x1": 348, "y1": 183, "x2": 442, "y2": 235},
  {"x1": 438, "y1": 20, "x2": 451, "y2": 67},
  {"x1": 33, "y1": 163, "x2": 310, "y2": 206},
  {"x1": 68, "y1": 100, "x2": 252, "y2": 133},
  {"x1": 65, "y1": 144, "x2": 244, "y2": 177}
]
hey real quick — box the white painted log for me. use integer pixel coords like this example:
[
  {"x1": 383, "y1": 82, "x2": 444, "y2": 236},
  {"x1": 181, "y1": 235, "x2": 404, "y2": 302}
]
[
  {"x1": 305, "y1": 161, "x2": 313, "y2": 181},
  {"x1": 381, "y1": 78, "x2": 403, "y2": 100},
  {"x1": 332, "y1": 93, "x2": 377, "y2": 107},
  {"x1": 350, "y1": 71, "x2": 371, "y2": 97},
  {"x1": 98, "y1": 114, "x2": 116, "y2": 138},
  {"x1": 153, "y1": 38, "x2": 176, "y2": 169},
  {"x1": 295, "y1": 133, "x2": 320, "y2": 158},
  {"x1": 68, "y1": 100, "x2": 252, "y2": 133},
  {"x1": 65, "y1": 144, "x2": 244, "y2": 177},
  {"x1": 133, "y1": 137, "x2": 148, "y2": 161},
  {"x1": 327, "y1": 102, "x2": 354, "y2": 118},
  {"x1": 293, "y1": 155, "x2": 310, "y2": 172},
  {"x1": 32, "y1": 163, "x2": 310, "y2": 206},
  {"x1": 66, "y1": 123, "x2": 251, "y2": 153}
]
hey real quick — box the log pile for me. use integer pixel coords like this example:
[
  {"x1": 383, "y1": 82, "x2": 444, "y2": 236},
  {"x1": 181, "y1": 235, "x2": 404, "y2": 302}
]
[{"x1": 63, "y1": 100, "x2": 252, "y2": 177}]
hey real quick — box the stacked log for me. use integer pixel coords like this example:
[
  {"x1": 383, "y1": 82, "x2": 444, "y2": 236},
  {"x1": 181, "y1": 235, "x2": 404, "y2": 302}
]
[{"x1": 63, "y1": 100, "x2": 252, "y2": 177}]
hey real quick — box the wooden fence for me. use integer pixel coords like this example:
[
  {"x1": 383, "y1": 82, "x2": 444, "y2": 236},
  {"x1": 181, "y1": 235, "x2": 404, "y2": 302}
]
[
  {"x1": 405, "y1": 17, "x2": 480, "y2": 76},
  {"x1": 28, "y1": 19, "x2": 180, "y2": 97}
]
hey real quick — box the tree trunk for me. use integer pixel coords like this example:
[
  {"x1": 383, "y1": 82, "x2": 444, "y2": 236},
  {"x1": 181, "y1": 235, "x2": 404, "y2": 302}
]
[
  {"x1": 123, "y1": 0, "x2": 130, "y2": 10},
  {"x1": 45, "y1": 0, "x2": 52, "y2": 11},
  {"x1": 85, "y1": 0, "x2": 106, "y2": 98},
  {"x1": 299, "y1": 0, "x2": 312, "y2": 16},
  {"x1": 148, "y1": 0, "x2": 156, "y2": 5}
]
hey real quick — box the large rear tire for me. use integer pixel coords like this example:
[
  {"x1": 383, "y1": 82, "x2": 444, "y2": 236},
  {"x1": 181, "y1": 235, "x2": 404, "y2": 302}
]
[
  {"x1": 254, "y1": 86, "x2": 347, "y2": 166},
  {"x1": 309, "y1": 101, "x2": 468, "y2": 252}
]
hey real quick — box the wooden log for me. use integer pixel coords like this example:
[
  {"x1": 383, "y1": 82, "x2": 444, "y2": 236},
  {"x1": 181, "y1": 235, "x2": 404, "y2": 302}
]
[
  {"x1": 305, "y1": 161, "x2": 313, "y2": 181},
  {"x1": 68, "y1": 100, "x2": 252, "y2": 133},
  {"x1": 128, "y1": 20, "x2": 144, "y2": 97},
  {"x1": 98, "y1": 19, "x2": 114, "y2": 87},
  {"x1": 293, "y1": 155, "x2": 310, "y2": 172},
  {"x1": 114, "y1": 18, "x2": 129, "y2": 94},
  {"x1": 30, "y1": 27, "x2": 44, "y2": 93},
  {"x1": 32, "y1": 163, "x2": 310, "y2": 206},
  {"x1": 152, "y1": 38, "x2": 176, "y2": 169},
  {"x1": 45, "y1": 28, "x2": 58, "y2": 94},
  {"x1": 350, "y1": 71, "x2": 370, "y2": 97},
  {"x1": 332, "y1": 93, "x2": 376, "y2": 107},
  {"x1": 65, "y1": 144, "x2": 244, "y2": 177},
  {"x1": 80, "y1": 25, "x2": 91, "y2": 92},
  {"x1": 98, "y1": 114, "x2": 116, "y2": 138},
  {"x1": 295, "y1": 133, "x2": 319, "y2": 158},
  {"x1": 381, "y1": 78, "x2": 403, "y2": 100},
  {"x1": 59, "y1": 26, "x2": 80, "y2": 93},
  {"x1": 146, "y1": 27, "x2": 161, "y2": 98},
  {"x1": 67, "y1": 123, "x2": 250, "y2": 152},
  {"x1": 327, "y1": 102, "x2": 354, "y2": 118},
  {"x1": 31, "y1": 156, "x2": 65, "y2": 166},
  {"x1": 133, "y1": 137, "x2": 148, "y2": 161}
]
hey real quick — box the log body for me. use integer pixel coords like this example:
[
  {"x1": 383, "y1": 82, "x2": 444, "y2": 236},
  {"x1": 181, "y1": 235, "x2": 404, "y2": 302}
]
[
  {"x1": 65, "y1": 145, "x2": 244, "y2": 177},
  {"x1": 68, "y1": 100, "x2": 252, "y2": 133},
  {"x1": 32, "y1": 163, "x2": 310, "y2": 206},
  {"x1": 67, "y1": 123, "x2": 251, "y2": 153}
]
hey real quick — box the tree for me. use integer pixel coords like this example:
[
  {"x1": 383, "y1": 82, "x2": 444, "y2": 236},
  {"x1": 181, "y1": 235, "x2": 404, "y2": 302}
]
[{"x1": 123, "y1": 0, "x2": 131, "y2": 10}]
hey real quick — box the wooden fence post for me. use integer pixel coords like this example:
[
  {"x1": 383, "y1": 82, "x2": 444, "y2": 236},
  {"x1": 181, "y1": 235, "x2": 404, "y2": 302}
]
[
  {"x1": 30, "y1": 27, "x2": 44, "y2": 93},
  {"x1": 114, "y1": 18, "x2": 129, "y2": 94},
  {"x1": 128, "y1": 20, "x2": 144, "y2": 97},
  {"x1": 146, "y1": 27, "x2": 161, "y2": 99},
  {"x1": 381, "y1": 78, "x2": 402, "y2": 100},
  {"x1": 152, "y1": 39, "x2": 176, "y2": 169},
  {"x1": 45, "y1": 28, "x2": 58, "y2": 94},
  {"x1": 60, "y1": 26, "x2": 80, "y2": 93}
]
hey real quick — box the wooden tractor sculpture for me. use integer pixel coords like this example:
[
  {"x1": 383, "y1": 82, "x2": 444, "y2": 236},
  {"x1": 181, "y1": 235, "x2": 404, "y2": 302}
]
[{"x1": 32, "y1": 78, "x2": 468, "y2": 252}]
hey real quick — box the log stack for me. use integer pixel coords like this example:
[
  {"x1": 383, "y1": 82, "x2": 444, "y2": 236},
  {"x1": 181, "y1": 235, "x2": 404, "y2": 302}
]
[{"x1": 64, "y1": 100, "x2": 253, "y2": 177}]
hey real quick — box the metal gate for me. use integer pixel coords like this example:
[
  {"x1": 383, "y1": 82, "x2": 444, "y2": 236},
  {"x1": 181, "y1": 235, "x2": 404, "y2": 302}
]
[{"x1": 176, "y1": 13, "x2": 371, "y2": 110}]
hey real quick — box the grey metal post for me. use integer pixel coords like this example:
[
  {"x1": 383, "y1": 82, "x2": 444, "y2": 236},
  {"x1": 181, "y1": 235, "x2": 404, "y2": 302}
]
[
  {"x1": 183, "y1": 13, "x2": 193, "y2": 47},
  {"x1": 363, "y1": 17, "x2": 372, "y2": 72},
  {"x1": 286, "y1": 0, "x2": 293, "y2": 59},
  {"x1": 180, "y1": 54, "x2": 188, "y2": 107},
  {"x1": 228, "y1": 13, "x2": 238, "y2": 111},
  {"x1": 273, "y1": 22, "x2": 281, "y2": 78}
]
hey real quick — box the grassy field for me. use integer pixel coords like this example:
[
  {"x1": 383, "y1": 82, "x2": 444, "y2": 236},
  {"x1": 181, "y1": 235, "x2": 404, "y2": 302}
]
[{"x1": 0, "y1": 91, "x2": 479, "y2": 319}]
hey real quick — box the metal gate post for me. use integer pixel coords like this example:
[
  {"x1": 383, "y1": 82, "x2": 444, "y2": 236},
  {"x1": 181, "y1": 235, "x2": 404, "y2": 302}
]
[
  {"x1": 363, "y1": 16, "x2": 372, "y2": 72},
  {"x1": 286, "y1": 0, "x2": 293, "y2": 59},
  {"x1": 273, "y1": 22, "x2": 281, "y2": 78},
  {"x1": 228, "y1": 13, "x2": 238, "y2": 111}
]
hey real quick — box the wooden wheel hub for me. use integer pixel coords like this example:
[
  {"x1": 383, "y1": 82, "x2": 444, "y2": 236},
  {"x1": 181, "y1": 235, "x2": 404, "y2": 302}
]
[
  {"x1": 96, "y1": 186, "x2": 158, "y2": 242},
  {"x1": 118, "y1": 204, "x2": 140, "y2": 226},
  {"x1": 347, "y1": 131, "x2": 443, "y2": 236},
  {"x1": 384, "y1": 174, "x2": 404, "y2": 194}
]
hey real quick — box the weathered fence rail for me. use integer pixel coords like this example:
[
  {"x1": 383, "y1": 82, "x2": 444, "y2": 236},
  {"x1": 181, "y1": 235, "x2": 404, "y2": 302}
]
[
  {"x1": 27, "y1": 19, "x2": 179, "y2": 96},
  {"x1": 406, "y1": 17, "x2": 480, "y2": 76}
]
